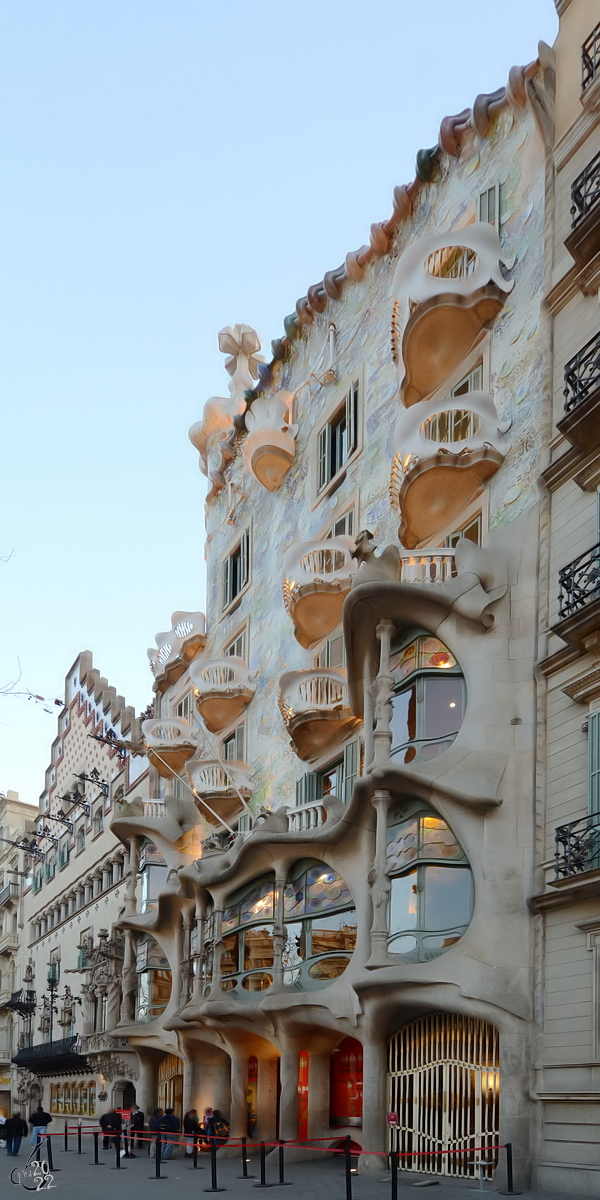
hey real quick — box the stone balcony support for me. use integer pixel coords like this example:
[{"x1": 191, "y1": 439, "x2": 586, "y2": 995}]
[
  {"x1": 190, "y1": 657, "x2": 256, "y2": 734},
  {"x1": 283, "y1": 537, "x2": 356, "y2": 649},
  {"x1": 278, "y1": 668, "x2": 360, "y2": 762}
]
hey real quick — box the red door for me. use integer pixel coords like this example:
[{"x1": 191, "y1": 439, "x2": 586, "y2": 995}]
[{"x1": 329, "y1": 1037, "x2": 363, "y2": 1127}]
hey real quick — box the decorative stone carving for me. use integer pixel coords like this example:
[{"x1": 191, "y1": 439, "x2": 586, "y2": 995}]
[
  {"x1": 242, "y1": 391, "x2": 297, "y2": 491},
  {"x1": 147, "y1": 611, "x2": 207, "y2": 692},
  {"x1": 142, "y1": 717, "x2": 199, "y2": 777},
  {"x1": 278, "y1": 668, "x2": 360, "y2": 762},
  {"x1": 190, "y1": 657, "x2": 256, "y2": 734},
  {"x1": 283, "y1": 536, "x2": 357, "y2": 648},
  {"x1": 351, "y1": 530, "x2": 400, "y2": 585}
]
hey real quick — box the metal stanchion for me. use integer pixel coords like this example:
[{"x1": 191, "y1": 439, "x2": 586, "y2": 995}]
[
  {"x1": 35, "y1": 1134, "x2": 42, "y2": 1163},
  {"x1": 193, "y1": 1136, "x2": 199, "y2": 1169},
  {"x1": 253, "y1": 1141, "x2": 269, "y2": 1188},
  {"x1": 345, "y1": 1136, "x2": 352, "y2": 1200},
  {"x1": 274, "y1": 1140, "x2": 290, "y2": 1186},
  {"x1": 204, "y1": 1136, "x2": 225, "y2": 1192},
  {"x1": 64, "y1": 1120, "x2": 69, "y2": 1152},
  {"x1": 497, "y1": 1143, "x2": 521, "y2": 1196},
  {"x1": 78, "y1": 1120, "x2": 82, "y2": 1154},
  {"x1": 150, "y1": 1131, "x2": 164, "y2": 1179},
  {"x1": 238, "y1": 1135, "x2": 255, "y2": 1179},
  {"x1": 90, "y1": 1129, "x2": 104, "y2": 1166},
  {"x1": 391, "y1": 1146, "x2": 398, "y2": 1200},
  {"x1": 46, "y1": 1133, "x2": 54, "y2": 1172}
]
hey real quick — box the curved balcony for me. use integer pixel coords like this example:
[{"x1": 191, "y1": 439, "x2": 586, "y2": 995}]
[
  {"x1": 142, "y1": 717, "x2": 199, "y2": 778},
  {"x1": 186, "y1": 759, "x2": 253, "y2": 828},
  {"x1": 283, "y1": 537, "x2": 356, "y2": 649},
  {"x1": 147, "y1": 611, "x2": 207, "y2": 692},
  {"x1": 278, "y1": 668, "x2": 360, "y2": 762},
  {"x1": 242, "y1": 392, "x2": 297, "y2": 492},
  {"x1": 189, "y1": 657, "x2": 256, "y2": 734},
  {"x1": 392, "y1": 225, "x2": 513, "y2": 407},
  {"x1": 390, "y1": 391, "x2": 506, "y2": 549}
]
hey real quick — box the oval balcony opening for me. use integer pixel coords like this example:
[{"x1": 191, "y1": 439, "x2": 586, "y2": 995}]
[
  {"x1": 387, "y1": 802, "x2": 473, "y2": 962},
  {"x1": 424, "y1": 246, "x2": 477, "y2": 280},
  {"x1": 390, "y1": 634, "x2": 464, "y2": 763},
  {"x1": 283, "y1": 537, "x2": 356, "y2": 650},
  {"x1": 190, "y1": 656, "x2": 255, "y2": 734},
  {"x1": 420, "y1": 409, "x2": 480, "y2": 442},
  {"x1": 278, "y1": 668, "x2": 360, "y2": 762}
]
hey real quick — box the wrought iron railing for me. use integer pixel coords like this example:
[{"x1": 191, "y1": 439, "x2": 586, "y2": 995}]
[
  {"x1": 557, "y1": 542, "x2": 600, "y2": 619},
  {"x1": 582, "y1": 22, "x2": 600, "y2": 92},
  {"x1": 555, "y1": 814, "x2": 600, "y2": 878},
  {"x1": 5, "y1": 989, "x2": 36, "y2": 1016},
  {"x1": 564, "y1": 331, "x2": 600, "y2": 413},
  {"x1": 571, "y1": 150, "x2": 600, "y2": 228}
]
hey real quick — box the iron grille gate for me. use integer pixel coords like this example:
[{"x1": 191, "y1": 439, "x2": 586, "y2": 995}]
[{"x1": 387, "y1": 1013, "x2": 500, "y2": 1179}]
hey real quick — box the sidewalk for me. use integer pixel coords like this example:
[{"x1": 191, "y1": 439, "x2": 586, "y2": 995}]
[{"x1": 0, "y1": 1138, "x2": 570, "y2": 1200}]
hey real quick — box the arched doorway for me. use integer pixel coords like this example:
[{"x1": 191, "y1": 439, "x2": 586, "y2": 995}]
[
  {"x1": 387, "y1": 1013, "x2": 500, "y2": 1180},
  {"x1": 112, "y1": 1080, "x2": 136, "y2": 1110},
  {"x1": 157, "y1": 1054, "x2": 183, "y2": 1120}
]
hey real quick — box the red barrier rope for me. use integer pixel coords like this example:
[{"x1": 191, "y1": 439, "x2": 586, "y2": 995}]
[{"x1": 51, "y1": 1129, "x2": 505, "y2": 1157}]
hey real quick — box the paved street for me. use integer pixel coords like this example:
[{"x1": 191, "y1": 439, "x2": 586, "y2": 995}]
[{"x1": 0, "y1": 1137, "x2": 573, "y2": 1200}]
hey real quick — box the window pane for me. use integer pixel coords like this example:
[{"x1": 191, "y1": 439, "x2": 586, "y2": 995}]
[
  {"x1": 390, "y1": 871, "x2": 418, "y2": 933},
  {"x1": 308, "y1": 956, "x2": 349, "y2": 979},
  {"x1": 391, "y1": 686, "x2": 416, "y2": 748},
  {"x1": 423, "y1": 677, "x2": 463, "y2": 739},
  {"x1": 423, "y1": 866, "x2": 472, "y2": 931},
  {"x1": 420, "y1": 816, "x2": 462, "y2": 860},
  {"x1": 221, "y1": 933, "x2": 239, "y2": 976},
  {"x1": 310, "y1": 910, "x2": 357, "y2": 955},
  {"x1": 240, "y1": 880, "x2": 274, "y2": 924},
  {"x1": 243, "y1": 926, "x2": 274, "y2": 971},
  {"x1": 387, "y1": 819, "x2": 419, "y2": 871},
  {"x1": 305, "y1": 866, "x2": 352, "y2": 913}
]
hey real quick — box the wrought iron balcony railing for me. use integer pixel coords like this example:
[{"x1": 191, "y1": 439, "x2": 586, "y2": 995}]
[
  {"x1": 571, "y1": 150, "x2": 600, "y2": 228},
  {"x1": 564, "y1": 331, "x2": 600, "y2": 413},
  {"x1": 558, "y1": 542, "x2": 600, "y2": 620},
  {"x1": 582, "y1": 22, "x2": 600, "y2": 92},
  {"x1": 555, "y1": 814, "x2": 600, "y2": 879},
  {"x1": 5, "y1": 989, "x2": 36, "y2": 1016}
]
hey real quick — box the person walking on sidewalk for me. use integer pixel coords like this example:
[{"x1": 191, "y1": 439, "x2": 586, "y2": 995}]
[
  {"x1": 130, "y1": 1103, "x2": 145, "y2": 1151},
  {"x1": 5, "y1": 1113, "x2": 28, "y2": 1156},
  {"x1": 28, "y1": 1106, "x2": 52, "y2": 1147},
  {"x1": 99, "y1": 1108, "x2": 122, "y2": 1152},
  {"x1": 158, "y1": 1109, "x2": 180, "y2": 1159},
  {"x1": 148, "y1": 1108, "x2": 164, "y2": 1157},
  {"x1": 183, "y1": 1109, "x2": 199, "y2": 1156}
]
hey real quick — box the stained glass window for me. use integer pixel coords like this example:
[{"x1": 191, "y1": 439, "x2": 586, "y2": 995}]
[
  {"x1": 390, "y1": 636, "x2": 457, "y2": 682},
  {"x1": 222, "y1": 876, "x2": 274, "y2": 932}
]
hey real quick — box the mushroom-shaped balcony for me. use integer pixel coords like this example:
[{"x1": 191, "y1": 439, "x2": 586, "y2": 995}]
[
  {"x1": 283, "y1": 537, "x2": 356, "y2": 649},
  {"x1": 390, "y1": 390, "x2": 507, "y2": 549},
  {"x1": 393, "y1": 225, "x2": 513, "y2": 408},
  {"x1": 142, "y1": 717, "x2": 199, "y2": 778},
  {"x1": 189, "y1": 657, "x2": 256, "y2": 734},
  {"x1": 186, "y1": 759, "x2": 253, "y2": 828},
  {"x1": 147, "y1": 611, "x2": 207, "y2": 692},
  {"x1": 242, "y1": 392, "x2": 297, "y2": 492},
  {"x1": 278, "y1": 668, "x2": 360, "y2": 762}
]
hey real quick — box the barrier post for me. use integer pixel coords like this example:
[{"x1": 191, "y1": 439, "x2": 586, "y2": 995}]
[
  {"x1": 238, "y1": 1135, "x2": 255, "y2": 1179},
  {"x1": 154, "y1": 1132, "x2": 162, "y2": 1178},
  {"x1": 35, "y1": 1134, "x2": 42, "y2": 1163},
  {"x1": 391, "y1": 1146, "x2": 398, "y2": 1200},
  {"x1": 498, "y1": 1142, "x2": 521, "y2": 1196},
  {"x1": 203, "y1": 1136, "x2": 225, "y2": 1192},
  {"x1": 345, "y1": 1136, "x2": 352, "y2": 1200},
  {"x1": 46, "y1": 1132, "x2": 54, "y2": 1172},
  {"x1": 253, "y1": 1140, "x2": 267, "y2": 1189},
  {"x1": 64, "y1": 1120, "x2": 69, "y2": 1152},
  {"x1": 91, "y1": 1130, "x2": 104, "y2": 1166},
  {"x1": 276, "y1": 1140, "x2": 290, "y2": 1186},
  {"x1": 115, "y1": 1133, "x2": 121, "y2": 1170},
  {"x1": 193, "y1": 1136, "x2": 198, "y2": 1169},
  {"x1": 78, "y1": 1119, "x2": 82, "y2": 1154}
]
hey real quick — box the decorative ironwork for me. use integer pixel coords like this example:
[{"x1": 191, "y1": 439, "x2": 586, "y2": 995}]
[
  {"x1": 0, "y1": 835, "x2": 45, "y2": 863},
  {"x1": 76, "y1": 768, "x2": 109, "y2": 798},
  {"x1": 571, "y1": 150, "x2": 600, "y2": 228},
  {"x1": 563, "y1": 331, "x2": 600, "y2": 413},
  {"x1": 35, "y1": 825, "x2": 59, "y2": 849},
  {"x1": 555, "y1": 814, "x2": 600, "y2": 878},
  {"x1": 557, "y1": 541, "x2": 600, "y2": 619},
  {"x1": 5, "y1": 989, "x2": 36, "y2": 1016},
  {"x1": 58, "y1": 786, "x2": 90, "y2": 817},
  {"x1": 583, "y1": 22, "x2": 600, "y2": 91},
  {"x1": 11, "y1": 1034, "x2": 90, "y2": 1077}
]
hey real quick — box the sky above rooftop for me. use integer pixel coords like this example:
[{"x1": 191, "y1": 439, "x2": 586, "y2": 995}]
[{"x1": 0, "y1": 0, "x2": 558, "y2": 804}]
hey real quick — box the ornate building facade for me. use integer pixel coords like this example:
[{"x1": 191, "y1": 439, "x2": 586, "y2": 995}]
[{"x1": 107, "y1": 33, "x2": 563, "y2": 1193}]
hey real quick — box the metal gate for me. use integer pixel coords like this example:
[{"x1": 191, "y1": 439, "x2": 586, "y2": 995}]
[{"x1": 387, "y1": 1013, "x2": 500, "y2": 1179}]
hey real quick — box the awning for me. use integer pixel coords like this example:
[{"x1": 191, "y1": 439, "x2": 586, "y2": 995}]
[{"x1": 12, "y1": 1036, "x2": 91, "y2": 1078}]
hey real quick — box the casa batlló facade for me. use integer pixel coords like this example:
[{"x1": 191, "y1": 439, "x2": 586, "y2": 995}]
[{"x1": 109, "y1": 38, "x2": 558, "y2": 1193}]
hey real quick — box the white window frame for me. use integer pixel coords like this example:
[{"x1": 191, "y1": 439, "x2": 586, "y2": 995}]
[
  {"x1": 311, "y1": 368, "x2": 364, "y2": 504},
  {"x1": 221, "y1": 722, "x2": 245, "y2": 763},
  {"x1": 224, "y1": 623, "x2": 248, "y2": 662},
  {"x1": 323, "y1": 496, "x2": 359, "y2": 541},
  {"x1": 478, "y1": 183, "x2": 500, "y2": 233},
  {"x1": 175, "y1": 691, "x2": 194, "y2": 723},
  {"x1": 220, "y1": 527, "x2": 251, "y2": 615},
  {"x1": 313, "y1": 628, "x2": 346, "y2": 670}
]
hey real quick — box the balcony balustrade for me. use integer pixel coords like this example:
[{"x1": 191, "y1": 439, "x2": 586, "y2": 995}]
[
  {"x1": 283, "y1": 537, "x2": 356, "y2": 649},
  {"x1": 0, "y1": 933, "x2": 19, "y2": 955},
  {"x1": 5, "y1": 989, "x2": 36, "y2": 1016},
  {"x1": 563, "y1": 330, "x2": 600, "y2": 416},
  {"x1": 0, "y1": 882, "x2": 19, "y2": 908},
  {"x1": 186, "y1": 758, "x2": 252, "y2": 828},
  {"x1": 143, "y1": 801, "x2": 167, "y2": 819},
  {"x1": 558, "y1": 543, "x2": 600, "y2": 621},
  {"x1": 190, "y1": 657, "x2": 256, "y2": 734},
  {"x1": 582, "y1": 21, "x2": 600, "y2": 92},
  {"x1": 566, "y1": 151, "x2": 600, "y2": 269},
  {"x1": 398, "y1": 549, "x2": 456, "y2": 584},
  {"x1": 147, "y1": 611, "x2": 207, "y2": 692},
  {"x1": 287, "y1": 801, "x2": 326, "y2": 834},
  {"x1": 278, "y1": 668, "x2": 360, "y2": 762},
  {"x1": 555, "y1": 814, "x2": 600, "y2": 879},
  {"x1": 142, "y1": 717, "x2": 199, "y2": 778}
]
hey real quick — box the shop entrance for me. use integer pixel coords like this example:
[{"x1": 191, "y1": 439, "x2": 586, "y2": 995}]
[
  {"x1": 157, "y1": 1053, "x2": 184, "y2": 1120},
  {"x1": 387, "y1": 1013, "x2": 500, "y2": 1180}
]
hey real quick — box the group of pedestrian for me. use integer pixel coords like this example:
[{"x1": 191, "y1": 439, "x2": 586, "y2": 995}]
[
  {"x1": 0, "y1": 1105, "x2": 52, "y2": 1157},
  {"x1": 99, "y1": 1103, "x2": 144, "y2": 1156}
]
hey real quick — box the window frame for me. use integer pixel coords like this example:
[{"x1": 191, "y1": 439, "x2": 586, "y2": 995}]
[
  {"x1": 220, "y1": 527, "x2": 251, "y2": 616},
  {"x1": 224, "y1": 622, "x2": 248, "y2": 662},
  {"x1": 311, "y1": 369, "x2": 364, "y2": 504}
]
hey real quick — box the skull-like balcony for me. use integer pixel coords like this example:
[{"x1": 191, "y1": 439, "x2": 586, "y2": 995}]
[
  {"x1": 390, "y1": 391, "x2": 507, "y2": 549},
  {"x1": 189, "y1": 657, "x2": 256, "y2": 734},
  {"x1": 283, "y1": 537, "x2": 356, "y2": 649},
  {"x1": 147, "y1": 612, "x2": 207, "y2": 692},
  {"x1": 142, "y1": 717, "x2": 199, "y2": 778},
  {"x1": 392, "y1": 224, "x2": 514, "y2": 409},
  {"x1": 278, "y1": 668, "x2": 360, "y2": 762},
  {"x1": 242, "y1": 392, "x2": 297, "y2": 492},
  {"x1": 186, "y1": 759, "x2": 253, "y2": 828}
]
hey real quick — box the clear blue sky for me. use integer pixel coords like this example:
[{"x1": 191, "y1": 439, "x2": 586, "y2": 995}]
[{"x1": 0, "y1": 0, "x2": 558, "y2": 804}]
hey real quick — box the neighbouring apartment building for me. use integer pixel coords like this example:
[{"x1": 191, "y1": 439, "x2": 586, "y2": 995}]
[
  {"x1": 11, "y1": 652, "x2": 149, "y2": 1124},
  {"x1": 105, "y1": 28, "x2": 560, "y2": 1194},
  {"x1": 532, "y1": 0, "x2": 600, "y2": 1193},
  {"x1": 0, "y1": 790, "x2": 37, "y2": 1117}
]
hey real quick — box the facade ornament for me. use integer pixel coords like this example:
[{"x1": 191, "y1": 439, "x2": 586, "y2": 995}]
[
  {"x1": 242, "y1": 391, "x2": 297, "y2": 492},
  {"x1": 189, "y1": 324, "x2": 264, "y2": 501},
  {"x1": 351, "y1": 530, "x2": 400, "y2": 585}
]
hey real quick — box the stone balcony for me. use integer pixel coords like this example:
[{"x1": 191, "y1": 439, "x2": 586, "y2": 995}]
[
  {"x1": 189, "y1": 657, "x2": 256, "y2": 734},
  {"x1": 142, "y1": 716, "x2": 199, "y2": 778},
  {"x1": 283, "y1": 536, "x2": 356, "y2": 649},
  {"x1": 0, "y1": 933, "x2": 19, "y2": 956},
  {"x1": 242, "y1": 392, "x2": 297, "y2": 492},
  {"x1": 392, "y1": 224, "x2": 513, "y2": 408},
  {"x1": 278, "y1": 668, "x2": 360, "y2": 762},
  {"x1": 390, "y1": 391, "x2": 506, "y2": 548},
  {"x1": 147, "y1": 611, "x2": 207, "y2": 692},
  {"x1": 186, "y1": 758, "x2": 253, "y2": 828}
]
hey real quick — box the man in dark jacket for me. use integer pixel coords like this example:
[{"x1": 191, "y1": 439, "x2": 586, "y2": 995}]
[
  {"x1": 5, "y1": 1113, "x2": 28, "y2": 1156},
  {"x1": 129, "y1": 1103, "x2": 145, "y2": 1150},
  {"x1": 99, "y1": 1108, "x2": 122, "y2": 1151},
  {"x1": 28, "y1": 1106, "x2": 52, "y2": 1147},
  {"x1": 157, "y1": 1109, "x2": 180, "y2": 1159}
]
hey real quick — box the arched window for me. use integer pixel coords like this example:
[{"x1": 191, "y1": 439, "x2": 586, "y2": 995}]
[
  {"x1": 221, "y1": 875, "x2": 275, "y2": 993},
  {"x1": 136, "y1": 936, "x2": 171, "y2": 1021},
  {"x1": 283, "y1": 860, "x2": 356, "y2": 986},
  {"x1": 387, "y1": 801, "x2": 473, "y2": 962},
  {"x1": 390, "y1": 635, "x2": 465, "y2": 764},
  {"x1": 76, "y1": 827, "x2": 85, "y2": 854}
]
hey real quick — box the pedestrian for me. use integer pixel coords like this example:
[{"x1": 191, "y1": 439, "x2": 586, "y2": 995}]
[
  {"x1": 28, "y1": 1105, "x2": 52, "y2": 1147},
  {"x1": 200, "y1": 1107, "x2": 214, "y2": 1152},
  {"x1": 129, "y1": 1103, "x2": 145, "y2": 1151},
  {"x1": 4, "y1": 1113, "x2": 28, "y2": 1156},
  {"x1": 183, "y1": 1109, "x2": 199, "y2": 1156},
  {"x1": 98, "y1": 1107, "x2": 122, "y2": 1152},
  {"x1": 148, "y1": 1108, "x2": 164, "y2": 1157},
  {"x1": 158, "y1": 1108, "x2": 180, "y2": 1159},
  {"x1": 212, "y1": 1110, "x2": 230, "y2": 1149}
]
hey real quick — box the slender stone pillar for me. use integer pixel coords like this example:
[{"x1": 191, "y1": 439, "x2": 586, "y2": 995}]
[
  {"x1": 366, "y1": 789, "x2": 392, "y2": 968},
  {"x1": 359, "y1": 1034, "x2": 388, "y2": 1173},
  {"x1": 256, "y1": 1057, "x2": 278, "y2": 1142},
  {"x1": 307, "y1": 1051, "x2": 330, "y2": 1138},
  {"x1": 136, "y1": 1055, "x2": 155, "y2": 1117},
  {"x1": 278, "y1": 1047, "x2": 299, "y2": 1141},
  {"x1": 124, "y1": 837, "x2": 139, "y2": 915},
  {"x1": 229, "y1": 1052, "x2": 248, "y2": 1139}
]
